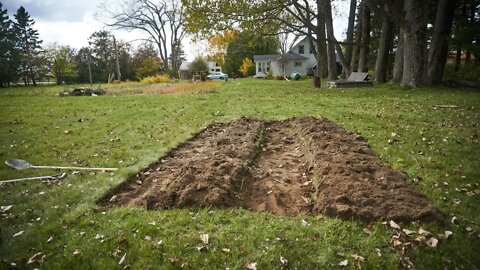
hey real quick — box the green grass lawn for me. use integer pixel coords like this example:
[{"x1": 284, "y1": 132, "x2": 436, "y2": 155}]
[{"x1": 0, "y1": 79, "x2": 479, "y2": 269}]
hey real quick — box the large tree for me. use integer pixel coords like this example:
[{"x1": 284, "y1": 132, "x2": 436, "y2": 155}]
[
  {"x1": 103, "y1": 0, "x2": 186, "y2": 77},
  {"x1": 88, "y1": 30, "x2": 115, "y2": 82},
  {"x1": 47, "y1": 44, "x2": 78, "y2": 84},
  {"x1": 13, "y1": 6, "x2": 43, "y2": 86},
  {"x1": 0, "y1": 3, "x2": 19, "y2": 87},
  {"x1": 183, "y1": 0, "x2": 350, "y2": 87}
]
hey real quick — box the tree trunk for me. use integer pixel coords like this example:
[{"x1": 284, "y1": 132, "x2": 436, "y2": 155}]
[
  {"x1": 317, "y1": 1, "x2": 328, "y2": 78},
  {"x1": 392, "y1": 27, "x2": 405, "y2": 83},
  {"x1": 351, "y1": 2, "x2": 363, "y2": 72},
  {"x1": 401, "y1": 0, "x2": 427, "y2": 87},
  {"x1": 322, "y1": 0, "x2": 337, "y2": 80},
  {"x1": 358, "y1": 2, "x2": 370, "y2": 73},
  {"x1": 455, "y1": 48, "x2": 461, "y2": 71},
  {"x1": 374, "y1": 4, "x2": 393, "y2": 83},
  {"x1": 426, "y1": 0, "x2": 457, "y2": 85},
  {"x1": 342, "y1": 0, "x2": 357, "y2": 78}
]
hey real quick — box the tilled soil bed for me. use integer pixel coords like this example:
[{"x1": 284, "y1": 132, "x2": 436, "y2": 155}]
[{"x1": 99, "y1": 117, "x2": 441, "y2": 222}]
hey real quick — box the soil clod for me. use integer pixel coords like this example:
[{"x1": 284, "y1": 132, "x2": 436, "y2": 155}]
[{"x1": 99, "y1": 117, "x2": 441, "y2": 222}]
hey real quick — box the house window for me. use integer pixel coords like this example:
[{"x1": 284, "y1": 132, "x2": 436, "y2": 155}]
[
  {"x1": 294, "y1": 61, "x2": 302, "y2": 67},
  {"x1": 215, "y1": 68, "x2": 221, "y2": 72},
  {"x1": 258, "y1": 62, "x2": 271, "y2": 73},
  {"x1": 298, "y1": 45, "x2": 305, "y2": 54}
]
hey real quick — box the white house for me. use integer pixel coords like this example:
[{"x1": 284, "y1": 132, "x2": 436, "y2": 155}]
[
  {"x1": 254, "y1": 37, "x2": 340, "y2": 78},
  {"x1": 179, "y1": 61, "x2": 222, "y2": 79}
]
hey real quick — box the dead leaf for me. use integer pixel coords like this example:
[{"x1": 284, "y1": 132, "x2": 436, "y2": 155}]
[
  {"x1": 301, "y1": 196, "x2": 311, "y2": 204},
  {"x1": 221, "y1": 248, "x2": 230, "y2": 253},
  {"x1": 1, "y1": 205, "x2": 13, "y2": 212},
  {"x1": 196, "y1": 246, "x2": 208, "y2": 252},
  {"x1": 418, "y1": 228, "x2": 431, "y2": 236},
  {"x1": 402, "y1": 229, "x2": 416, "y2": 235},
  {"x1": 245, "y1": 262, "x2": 257, "y2": 270},
  {"x1": 238, "y1": 246, "x2": 246, "y2": 254},
  {"x1": 363, "y1": 227, "x2": 372, "y2": 235},
  {"x1": 351, "y1": 254, "x2": 365, "y2": 262},
  {"x1": 444, "y1": 231, "x2": 453, "y2": 239},
  {"x1": 280, "y1": 256, "x2": 288, "y2": 265},
  {"x1": 144, "y1": 235, "x2": 152, "y2": 241},
  {"x1": 200, "y1": 233, "x2": 209, "y2": 245},
  {"x1": 27, "y1": 252, "x2": 45, "y2": 264},
  {"x1": 148, "y1": 221, "x2": 156, "y2": 225},
  {"x1": 451, "y1": 216, "x2": 458, "y2": 224},
  {"x1": 301, "y1": 219, "x2": 310, "y2": 227},
  {"x1": 73, "y1": 249, "x2": 81, "y2": 256},
  {"x1": 389, "y1": 220, "x2": 401, "y2": 230},
  {"x1": 375, "y1": 248, "x2": 382, "y2": 257},
  {"x1": 453, "y1": 198, "x2": 461, "y2": 205},
  {"x1": 426, "y1": 237, "x2": 439, "y2": 247},
  {"x1": 118, "y1": 253, "x2": 127, "y2": 265},
  {"x1": 47, "y1": 236, "x2": 54, "y2": 243},
  {"x1": 465, "y1": 227, "x2": 473, "y2": 232},
  {"x1": 338, "y1": 259, "x2": 348, "y2": 267},
  {"x1": 13, "y1": 231, "x2": 24, "y2": 237}
]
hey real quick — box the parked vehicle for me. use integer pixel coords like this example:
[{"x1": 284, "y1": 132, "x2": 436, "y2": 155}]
[{"x1": 207, "y1": 72, "x2": 228, "y2": 80}]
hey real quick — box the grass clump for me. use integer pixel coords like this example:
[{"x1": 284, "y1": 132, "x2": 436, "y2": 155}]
[{"x1": 141, "y1": 74, "x2": 171, "y2": 84}]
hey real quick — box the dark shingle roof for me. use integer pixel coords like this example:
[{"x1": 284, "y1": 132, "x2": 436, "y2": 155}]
[{"x1": 254, "y1": 52, "x2": 308, "y2": 61}]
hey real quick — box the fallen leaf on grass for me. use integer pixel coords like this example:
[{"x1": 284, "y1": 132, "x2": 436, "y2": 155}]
[
  {"x1": 301, "y1": 219, "x2": 310, "y2": 227},
  {"x1": 451, "y1": 216, "x2": 458, "y2": 224},
  {"x1": 402, "y1": 229, "x2": 416, "y2": 235},
  {"x1": 144, "y1": 235, "x2": 152, "y2": 241},
  {"x1": 118, "y1": 253, "x2": 126, "y2": 265},
  {"x1": 418, "y1": 228, "x2": 431, "y2": 236},
  {"x1": 362, "y1": 226, "x2": 372, "y2": 235},
  {"x1": 280, "y1": 256, "x2": 288, "y2": 265},
  {"x1": 73, "y1": 249, "x2": 81, "y2": 256},
  {"x1": 438, "y1": 230, "x2": 453, "y2": 240},
  {"x1": 375, "y1": 248, "x2": 382, "y2": 257},
  {"x1": 200, "y1": 233, "x2": 209, "y2": 245},
  {"x1": 426, "y1": 237, "x2": 439, "y2": 247},
  {"x1": 238, "y1": 246, "x2": 246, "y2": 254},
  {"x1": 0, "y1": 205, "x2": 13, "y2": 212},
  {"x1": 47, "y1": 236, "x2": 54, "y2": 243},
  {"x1": 338, "y1": 259, "x2": 348, "y2": 267},
  {"x1": 148, "y1": 221, "x2": 156, "y2": 225},
  {"x1": 13, "y1": 231, "x2": 24, "y2": 237},
  {"x1": 453, "y1": 199, "x2": 462, "y2": 205},
  {"x1": 389, "y1": 220, "x2": 401, "y2": 230},
  {"x1": 351, "y1": 254, "x2": 365, "y2": 262},
  {"x1": 245, "y1": 262, "x2": 257, "y2": 270},
  {"x1": 27, "y1": 252, "x2": 45, "y2": 264},
  {"x1": 221, "y1": 248, "x2": 230, "y2": 253}
]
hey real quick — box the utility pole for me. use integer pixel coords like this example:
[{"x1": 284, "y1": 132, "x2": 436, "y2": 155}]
[
  {"x1": 87, "y1": 48, "x2": 93, "y2": 85},
  {"x1": 113, "y1": 35, "x2": 121, "y2": 81}
]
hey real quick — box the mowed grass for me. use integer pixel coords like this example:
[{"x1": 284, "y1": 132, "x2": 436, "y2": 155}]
[{"x1": 0, "y1": 79, "x2": 479, "y2": 269}]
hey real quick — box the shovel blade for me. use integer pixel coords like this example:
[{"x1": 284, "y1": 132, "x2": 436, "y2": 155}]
[{"x1": 5, "y1": 159, "x2": 31, "y2": 170}]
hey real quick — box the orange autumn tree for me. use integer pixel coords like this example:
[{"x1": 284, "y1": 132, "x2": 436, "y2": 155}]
[
  {"x1": 239, "y1": 58, "x2": 255, "y2": 77},
  {"x1": 206, "y1": 30, "x2": 237, "y2": 66}
]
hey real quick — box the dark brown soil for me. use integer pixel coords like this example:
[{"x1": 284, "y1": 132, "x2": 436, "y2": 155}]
[{"x1": 98, "y1": 117, "x2": 441, "y2": 222}]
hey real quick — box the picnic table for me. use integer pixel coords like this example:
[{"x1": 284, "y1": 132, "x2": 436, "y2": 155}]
[{"x1": 327, "y1": 72, "x2": 373, "y2": 88}]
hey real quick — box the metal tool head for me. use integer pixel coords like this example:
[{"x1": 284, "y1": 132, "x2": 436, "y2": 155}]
[{"x1": 5, "y1": 159, "x2": 32, "y2": 170}]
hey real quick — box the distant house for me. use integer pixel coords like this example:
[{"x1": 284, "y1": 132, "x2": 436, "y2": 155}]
[
  {"x1": 253, "y1": 36, "x2": 340, "y2": 78},
  {"x1": 179, "y1": 61, "x2": 222, "y2": 80}
]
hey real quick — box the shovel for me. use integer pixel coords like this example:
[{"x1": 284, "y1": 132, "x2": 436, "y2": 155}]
[
  {"x1": 0, "y1": 173, "x2": 67, "y2": 184},
  {"x1": 5, "y1": 159, "x2": 118, "y2": 172}
]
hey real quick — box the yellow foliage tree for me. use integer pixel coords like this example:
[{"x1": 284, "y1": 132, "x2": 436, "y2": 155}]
[
  {"x1": 206, "y1": 31, "x2": 238, "y2": 66},
  {"x1": 239, "y1": 58, "x2": 255, "y2": 77}
]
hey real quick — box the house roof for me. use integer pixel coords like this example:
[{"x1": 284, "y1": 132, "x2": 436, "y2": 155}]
[
  {"x1": 179, "y1": 61, "x2": 220, "y2": 71},
  {"x1": 254, "y1": 52, "x2": 308, "y2": 62}
]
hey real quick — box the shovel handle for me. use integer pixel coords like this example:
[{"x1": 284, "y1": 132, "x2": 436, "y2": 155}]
[
  {"x1": 31, "y1": 165, "x2": 118, "y2": 171},
  {"x1": 0, "y1": 175, "x2": 59, "y2": 184}
]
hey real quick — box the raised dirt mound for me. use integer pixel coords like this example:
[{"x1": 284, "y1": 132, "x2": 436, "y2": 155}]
[{"x1": 98, "y1": 117, "x2": 441, "y2": 222}]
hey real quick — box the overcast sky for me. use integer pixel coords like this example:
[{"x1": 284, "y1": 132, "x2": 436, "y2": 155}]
[{"x1": 3, "y1": 0, "x2": 349, "y2": 61}]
